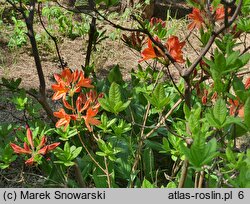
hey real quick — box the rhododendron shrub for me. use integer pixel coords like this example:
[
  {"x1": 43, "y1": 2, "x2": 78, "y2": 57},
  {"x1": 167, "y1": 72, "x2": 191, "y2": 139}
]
[{"x1": 1, "y1": 0, "x2": 250, "y2": 188}]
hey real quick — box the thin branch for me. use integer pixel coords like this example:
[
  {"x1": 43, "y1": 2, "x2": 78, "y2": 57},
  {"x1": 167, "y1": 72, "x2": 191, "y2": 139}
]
[
  {"x1": 178, "y1": 159, "x2": 189, "y2": 188},
  {"x1": 241, "y1": 45, "x2": 250, "y2": 55},
  {"x1": 143, "y1": 98, "x2": 183, "y2": 140},
  {"x1": 164, "y1": 124, "x2": 187, "y2": 141},
  {"x1": 85, "y1": 16, "x2": 96, "y2": 69},
  {"x1": 165, "y1": 65, "x2": 185, "y2": 99},
  {"x1": 104, "y1": 157, "x2": 111, "y2": 188},
  {"x1": 237, "y1": 70, "x2": 250, "y2": 76},
  {"x1": 198, "y1": 170, "x2": 205, "y2": 188},
  {"x1": 55, "y1": 0, "x2": 96, "y2": 17},
  {"x1": 94, "y1": 9, "x2": 144, "y2": 32},
  {"x1": 38, "y1": 2, "x2": 65, "y2": 69},
  {"x1": 77, "y1": 132, "x2": 106, "y2": 173}
]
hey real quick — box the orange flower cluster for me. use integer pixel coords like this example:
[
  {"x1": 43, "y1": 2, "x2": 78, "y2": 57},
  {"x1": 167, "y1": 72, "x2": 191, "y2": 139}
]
[
  {"x1": 140, "y1": 36, "x2": 185, "y2": 63},
  {"x1": 52, "y1": 68, "x2": 102, "y2": 132},
  {"x1": 10, "y1": 126, "x2": 60, "y2": 165},
  {"x1": 188, "y1": 5, "x2": 229, "y2": 30}
]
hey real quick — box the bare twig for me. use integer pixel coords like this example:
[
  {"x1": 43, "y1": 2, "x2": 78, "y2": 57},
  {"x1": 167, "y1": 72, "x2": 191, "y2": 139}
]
[
  {"x1": 198, "y1": 170, "x2": 205, "y2": 188},
  {"x1": 38, "y1": 2, "x2": 65, "y2": 69},
  {"x1": 104, "y1": 157, "x2": 111, "y2": 188},
  {"x1": 178, "y1": 159, "x2": 189, "y2": 188},
  {"x1": 85, "y1": 17, "x2": 96, "y2": 68}
]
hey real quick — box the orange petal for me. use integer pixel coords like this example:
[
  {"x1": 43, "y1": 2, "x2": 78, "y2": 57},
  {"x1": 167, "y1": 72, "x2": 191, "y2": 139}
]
[
  {"x1": 26, "y1": 127, "x2": 34, "y2": 149},
  {"x1": 37, "y1": 136, "x2": 47, "y2": 150},
  {"x1": 10, "y1": 143, "x2": 32, "y2": 154},
  {"x1": 25, "y1": 157, "x2": 35, "y2": 166}
]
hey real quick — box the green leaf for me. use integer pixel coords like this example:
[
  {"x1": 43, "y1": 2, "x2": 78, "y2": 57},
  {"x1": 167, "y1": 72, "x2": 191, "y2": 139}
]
[
  {"x1": 0, "y1": 163, "x2": 9, "y2": 169},
  {"x1": 166, "y1": 181, "x2": 177, "y2": 188},
  {"x1": 226, "y1": 147, "x2": 236, "y2": 163},
  {"x1": 96, "y1": 151, "x2": 107, "y2": 157},
  {"x1": 99, "y1": 82, "x2": 130, "y2": 114},
  {"x1": 116, "y1": 100, "x2": 131, "y2": 112},
  {"x1": 188, "y1": 104, "x2": 202, "y2": 134},
  {"x1": 97, "y1": 139, "x2": 107, "y2": 152},
  {"x1": 98, "y1": 98, "x2": 111, "y2": 112},
  {"x1": 200, "y1": 138, "x2": 218, "y2": 166},
  {"x1": 183, "y1": 103, "x2": 191, "y2": 120},
  {"x1": 93, "y1": 164, "x2": 108, "y2": 187},
  {"x1": 244, "y1": 97, "x2": 250, "y2": 128},
  {"x1": 213, "y1": 98, "x2": 227, "y2": 126},
  {"x1": 206, "y1": 112, "x2": 220, "y2": 128},
  {"x1": 71, "y1": 147, "x2": 82, "y2": 160},
  {"x1": 153, "y1": 83, "x2": 165, "y2": 102},
  {"x1": 114, "y1": 101, "x2": 123, "y2": 112},
  {"x1": 160, "y1": 137, "x2": 170, "y2": 154},
  {"x1": 144, "y1": 140, "x2": 163, "y2": 152},
  {"x1": 143, "y1": 148, "x2": 154, "y2": 178},
  {"x1": 239, "y1": 53, "x2": 250, "y2": 66},
  {"x1": 64, "y1": 142, "x2": 70, "y2": 153},
  {"x1": 108, "y1": 65, "x2": 124, "y2": 84},
  {"x1": 142, "y1": 178, "x2": 155, "y2": 188},
  {"x1": 223, "y1": 117, "x2": 247, "y2": 129},
  {"x1": 237, "y1": 18, "x2": 250, "y2": 32},
  {"x1": 144, "y1": 83, "x2": 170, "y2": 110},
  {"x1": 109, "y1": 82, "x2": 121, "y2": 107},
  {"x1": 214, "y1": 50, "x2": 226, "y2": 71},
  {"x1": 233, "y1": 76, "x2": 245, "y2": 92},
  {"x1": 181, "y1": 136, "x2": 218, "y2": 169}
]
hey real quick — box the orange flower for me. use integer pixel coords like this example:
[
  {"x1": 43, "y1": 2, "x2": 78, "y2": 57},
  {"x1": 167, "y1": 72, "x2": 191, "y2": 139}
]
[
  {"x1": 188, "y1": 8, "x2": 204, "y2": 30},
  {"x1": 229, "y1": 99, "x2": 244, "y2": 118},
  {"x1": 54, "y1": 108, "x2": 75, "y2": 131},
  {"x1": 165, "y1": 36, "x2": 185, "y2": 63},
  {"x1": 54, "y1": 68, "x2": 73, "y2": 86},
  {"x1": 25, "y1": 157, "x2": 35, "y2": 165},
  {"x1": 10, "y1": 126, "x2": 60, "y2": 165},
  {"x1": 51, "y1": 82, "x2": 70, "y2": 101},
  {"x1": 82, "y1": 108, "x2": 101, "y2": 132},
  {"x1": 86, "y1": 90, "x2": 103, "y2": 109},
  {"x1": 139, "y1": 38, "x2": 162, "y2": 62},
  {"x1": 76, "y1": 93, "x2": 89, "y2": 113},
  {"x1": 188, "y1": 5, "x2": 229, "y2": 30},
  {"x1": 77, "y1": 72, "x2": 94, "y2": 88},
  {"x1": 51, "y1": 68, "x2": 94, "y2": 101},
  {"x1": 214, "y1": 6, "x2": 225, "y2": 21},
  {"x1": 76, "y1": 90, "x2": 103, "y2": 122},
  {"x1": 140, "y1": 36, "x2": 185, "y2": 63},
  {"x1": 214, "y1": 6, "x2": 231, "y2": 21}
]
